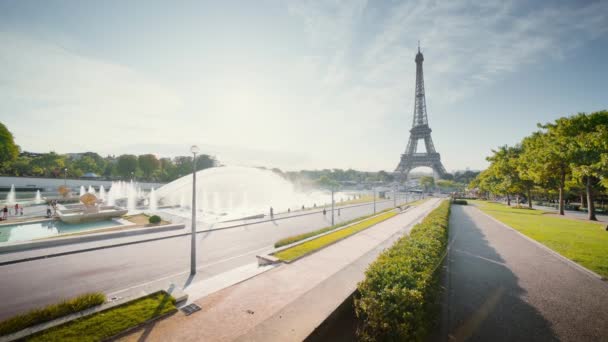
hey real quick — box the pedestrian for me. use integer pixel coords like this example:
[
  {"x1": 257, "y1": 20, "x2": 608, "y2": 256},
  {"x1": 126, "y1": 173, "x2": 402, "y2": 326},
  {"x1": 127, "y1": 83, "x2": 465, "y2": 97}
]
[
  {"x1": 20, "y1": 207, "x2": 24, "y2": 216},
  {"x1": 14, "y1": 203, "x2": 19, "y2": 216},
  {"x1": 302, "y1": 205, "x2": 305, "y2": 210},
  {"x1": 287, "y1": 208, "x2": 291, "y2": 213},
  {"x1": 2, "y1": 206, "x2": 7, "y2": 219},
  {"x1": 270, "y1": 207, "x2": 274, "y2": 219},
  {"x1": 46, "y1": 205, "x2": 52, "y2": 218},
  {"x1": 323, "y1": 208, "x2": 326, "y2": 216}
]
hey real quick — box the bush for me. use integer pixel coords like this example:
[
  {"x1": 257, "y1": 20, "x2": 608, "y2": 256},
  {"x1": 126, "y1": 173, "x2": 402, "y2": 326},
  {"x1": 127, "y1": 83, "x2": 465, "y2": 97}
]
[
  {"x1": 452, "y1": 199, "x2": 468, "y2": 205},
  {"x1": 149, "y1": 215, "x2": 161, "y2": 224},
  {"x1": 0, "y1": 292, "x2": 106, "y2": 336},
  {"x1": 355, "y1": 201, "x2": 450, "y2": 341}
]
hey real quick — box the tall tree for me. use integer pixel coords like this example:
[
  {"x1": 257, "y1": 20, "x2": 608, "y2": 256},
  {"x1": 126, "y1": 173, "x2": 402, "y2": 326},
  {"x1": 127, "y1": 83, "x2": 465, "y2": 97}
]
[
  {"x1": 520, "y1": 131, "x2": 571, "y2": 215},
  {"x1": 419, "y1": 176, "x2": 435, "y2": 193},
  {"x1": 0, "y1": 122, "x2": 19, "y2": 167},
  {"x1": 138, "y1": 154, "x2": 160, "y2": 180},
  {"x1": 116, "y1": 154, "x2": 138, "y2": 179}
]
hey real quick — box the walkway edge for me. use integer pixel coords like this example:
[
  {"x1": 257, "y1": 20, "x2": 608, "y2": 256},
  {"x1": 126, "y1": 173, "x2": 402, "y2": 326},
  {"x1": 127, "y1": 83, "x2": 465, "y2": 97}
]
[{"x1": 472, "y1": 206, "x2": 606, "y2": 282}]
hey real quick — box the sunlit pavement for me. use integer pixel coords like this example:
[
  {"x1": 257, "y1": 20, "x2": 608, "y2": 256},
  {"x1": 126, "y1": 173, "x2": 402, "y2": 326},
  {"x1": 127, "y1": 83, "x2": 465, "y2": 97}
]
[
  {"x1": 441, "y1": 205, "x2": 608, "y2": 342},
  {"x1": 117, "y1": 198, "x2": 442, "y2": 342}
]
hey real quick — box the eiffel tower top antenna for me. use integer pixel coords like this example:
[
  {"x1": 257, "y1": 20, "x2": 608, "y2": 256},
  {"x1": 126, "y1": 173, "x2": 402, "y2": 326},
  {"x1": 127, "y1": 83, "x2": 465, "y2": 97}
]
[{"x1": 418, "y1": 40, "x2": 420, "y2": 52}]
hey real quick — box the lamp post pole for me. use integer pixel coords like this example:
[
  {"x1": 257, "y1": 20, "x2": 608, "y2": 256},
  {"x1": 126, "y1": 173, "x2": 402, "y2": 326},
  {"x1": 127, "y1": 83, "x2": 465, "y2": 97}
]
[
  {"x1": 64, "y1": 168, "x2": 68, "y2": 186},
  {"x1": 393, "y1": 184, "x2": 397, "y2": 207},
  {"x1": 373, "y1": 188, "x2": 376, "y2": 214},
  {"x1": 190, "y1": 145, "x2": 199, "y2": 276},
  {"x1": 331, "y1": 189, "x2": 335, "y2": 226}
]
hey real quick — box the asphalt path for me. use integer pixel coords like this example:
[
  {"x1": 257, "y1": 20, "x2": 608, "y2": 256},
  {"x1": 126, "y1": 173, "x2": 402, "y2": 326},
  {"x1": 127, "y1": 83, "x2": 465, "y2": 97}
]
[
  {"x1": 442, "y1": 205, "x2": 608, "y2": 341},
  {"x1": 0, "y1": 197, "x2": 418, "y2": 320}
]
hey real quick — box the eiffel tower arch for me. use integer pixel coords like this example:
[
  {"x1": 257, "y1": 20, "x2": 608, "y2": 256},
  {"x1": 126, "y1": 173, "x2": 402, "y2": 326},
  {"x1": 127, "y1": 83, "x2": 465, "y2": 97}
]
[{"x1": 395, "y1": 44, "x2": 447, "y2": 181}]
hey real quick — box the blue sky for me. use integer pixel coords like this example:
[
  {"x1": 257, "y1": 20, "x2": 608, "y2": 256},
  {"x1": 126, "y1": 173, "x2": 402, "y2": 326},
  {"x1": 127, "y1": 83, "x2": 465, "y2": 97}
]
[{"x1": 0, "y1": 0, "x2": 606, "y2": 172}]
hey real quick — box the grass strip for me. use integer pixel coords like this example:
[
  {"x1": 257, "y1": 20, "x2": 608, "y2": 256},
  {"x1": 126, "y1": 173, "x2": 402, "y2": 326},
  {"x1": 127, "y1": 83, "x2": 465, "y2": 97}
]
[
  {"x1": 274, "y1": 211, "x2": 398, "y2": 262},
  {"x1": 27, "y1": 291, "x2": 176, "y2": 342},
  {"x1": 275, "y1": 207, "x2": 397, "y2": 248},
  {"x1": 470, "y1": 200, "x2": 608, "y2": 278},
  {"x1": 355, "y1": 200, "x2": 450, "y2": 341},
  {"x1": 0, "y1": 293, "x2": 105, "y2": 337}
]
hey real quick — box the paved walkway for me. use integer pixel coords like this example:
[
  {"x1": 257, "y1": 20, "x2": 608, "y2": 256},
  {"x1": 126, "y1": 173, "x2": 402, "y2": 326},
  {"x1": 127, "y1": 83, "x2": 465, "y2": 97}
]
[
  {"x1": 119, "y1": 199, "x2": 442, "y2": 342},
  {"x1": 442, "y1": 205, "x2": 608, "y2": 342}
]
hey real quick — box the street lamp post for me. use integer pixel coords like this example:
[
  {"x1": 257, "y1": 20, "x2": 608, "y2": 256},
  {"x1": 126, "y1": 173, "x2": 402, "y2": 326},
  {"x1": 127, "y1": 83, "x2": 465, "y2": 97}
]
[
  {"x1": 190, "y1": 145, "x2": 199, "y2": 276},
  {"x1": 393, "y1": 184, "x2": 397, "y2": 207},
  {"x1": 64, "y1": 168, "x2": 68, "y2": 186},
  {"x1": 373, "y1": 188, "x2": 376, "y2": 214},
  {"x1": 331, "y1": 189, "x2": 335, "y2": 226}
]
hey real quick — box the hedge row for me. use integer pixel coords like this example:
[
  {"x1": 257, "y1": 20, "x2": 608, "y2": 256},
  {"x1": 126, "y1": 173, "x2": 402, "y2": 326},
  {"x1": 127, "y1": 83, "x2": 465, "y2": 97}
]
[
  {"x1": 274, "y1": 207, "x2": 395, "y2": 248},
  {"x1": 354, "y1": 200, "x2": 450, "y2": 341},
  {"x1": 0, "y1": 292, "x2": 106, "y2": 336}
]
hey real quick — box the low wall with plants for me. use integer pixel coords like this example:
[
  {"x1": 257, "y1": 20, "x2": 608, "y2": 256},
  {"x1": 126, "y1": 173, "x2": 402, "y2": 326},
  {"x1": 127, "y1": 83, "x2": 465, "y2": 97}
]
[{"x1": 354, "y1": 200, "x2": 450, "y2": 341}]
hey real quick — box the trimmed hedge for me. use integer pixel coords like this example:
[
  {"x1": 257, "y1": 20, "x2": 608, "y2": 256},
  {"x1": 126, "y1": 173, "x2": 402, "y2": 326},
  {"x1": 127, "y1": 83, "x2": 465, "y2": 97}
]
[
  {"x1": 0, "y1": 292, "x2": 106, "y2": 337},
  {"x1": 355, "y1": 201, "x2": 450, "y2": 341},
  {"x1": 274, "y1": 207, "x2": 395, "y2": 248},
  {"x1": 452, "y1": 199, "x2": 468, "y2": 205}
]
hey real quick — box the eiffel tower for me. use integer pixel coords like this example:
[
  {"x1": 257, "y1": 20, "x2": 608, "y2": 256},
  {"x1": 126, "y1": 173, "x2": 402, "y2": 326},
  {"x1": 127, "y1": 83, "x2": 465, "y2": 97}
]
[{"x1": 395, "y1": 44, "x2": 447, "y2": 180}]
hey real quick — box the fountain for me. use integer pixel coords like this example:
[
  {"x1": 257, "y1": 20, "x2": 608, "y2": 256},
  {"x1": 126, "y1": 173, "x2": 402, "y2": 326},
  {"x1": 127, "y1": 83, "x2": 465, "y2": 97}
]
[
  {"x1": 79, "y1": 186, "x2": 85, "y2": 197},
  {"x1": 155, "y1": 166, "x2": 337, "y2": 220},
  {"x1": 88, "y1": 185, "x2": 95, "y2": 194},
  {"x1": 5, "y1": 185, "x2": 16, "y2": 204},
  {"x1": 35, "y1": 190, "x2": 42, "y2": 204},
  {"x1": 149, "y1": 188, "x2": 158, "y2": 211},
  {"x1": 127, "y1": 182, "x2": 136, "y2": 211},
  {"x1": 99, "y1": 185, "x2": 106, "y2": 202},
  {"x1": 57, "y1": 193, "x2": 128, "y2": 223}
]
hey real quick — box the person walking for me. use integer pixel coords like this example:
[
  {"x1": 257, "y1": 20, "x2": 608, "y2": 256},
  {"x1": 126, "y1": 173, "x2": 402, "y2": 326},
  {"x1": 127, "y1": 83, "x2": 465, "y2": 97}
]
[
  {"x1": 14, "y1": 203, "x2": 19, "y2": 216},
  {"x1": 323, "y1": 208, "x2": 326, "y2": 216},
  {"x1": 20, "y1": 206, "x2": 24, "y2": 216},
  {"x1": 46, "y1": 205, "x2": 52, "y2": 218},
  {"x1": 270, "y1": 207, "x2": 274, "y2": 219},
  {"x1": 3, "y1": 206, "x2": 8, "y2": 219}
]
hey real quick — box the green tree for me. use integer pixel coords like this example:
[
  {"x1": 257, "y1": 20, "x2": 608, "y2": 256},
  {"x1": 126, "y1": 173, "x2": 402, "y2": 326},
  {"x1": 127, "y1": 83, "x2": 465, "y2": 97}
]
[
  {"x1": 0, "y1": 122, "x2": 19, "y2": 167},
  {"x1": 520, "y1": 130, "x2": 571, "y2": 215},
  {"x1": 419, "y1": 176, "x2": 435, "y2": 193},
  {"x1": 545, "y1": 111, "x2": 608, "y2": 220},
  {"x1": 116, "y1": 154, "x2": 138, "y2": 179},
  {"x1": 138, "y1": 154, "x2": 160, "y2": 180}
]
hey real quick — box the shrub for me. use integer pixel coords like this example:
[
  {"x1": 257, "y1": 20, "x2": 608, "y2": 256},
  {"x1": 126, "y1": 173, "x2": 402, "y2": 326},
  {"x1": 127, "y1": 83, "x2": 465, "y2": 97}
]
[
  {"x1": 149, "y1": 215, "x2": 161, "y2": 224},
  {"x1": 355, "y1": 201, "x2": 450, "y2": 341},
  {"x1": 452, "y1": 199, "x2": 468, "y2": 205},
  {"x1": 0, "y1": 292, "x2": 106, "y2": 336}
]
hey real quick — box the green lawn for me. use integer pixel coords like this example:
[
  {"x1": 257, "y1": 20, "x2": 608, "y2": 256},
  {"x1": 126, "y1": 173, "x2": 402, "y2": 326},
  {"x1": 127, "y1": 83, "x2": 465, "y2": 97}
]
[
  {"x1": 27, "y1": 291, "x2": 176, "y2": 342},
  {"x1": 274, "y1": 210, "x2": 398, "y2": 262},
  {"x1": 470, "y1": 200, "x2": 608, "y2": 278}
]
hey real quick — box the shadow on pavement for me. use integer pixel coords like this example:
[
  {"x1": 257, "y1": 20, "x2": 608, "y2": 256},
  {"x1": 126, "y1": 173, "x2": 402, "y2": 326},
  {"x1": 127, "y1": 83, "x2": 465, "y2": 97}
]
[{"x1": 440, "y1": 205, "x2": 558, "y2": 342}]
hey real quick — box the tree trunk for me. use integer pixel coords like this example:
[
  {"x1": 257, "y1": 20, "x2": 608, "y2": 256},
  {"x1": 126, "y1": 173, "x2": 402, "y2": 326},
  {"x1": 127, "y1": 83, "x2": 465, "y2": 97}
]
[
  {"x1": 586, "y1": 176, "x2": 597, "y2": 221},
  {"x1": 558, "y1": 171, "x2": 565, "y2": 216},
  {"x1": 506, "y1": 193, "x2": 511, "y2": 206},
  {"x1": 527, "y1": 187, "x2": 532, "y2": 209}
]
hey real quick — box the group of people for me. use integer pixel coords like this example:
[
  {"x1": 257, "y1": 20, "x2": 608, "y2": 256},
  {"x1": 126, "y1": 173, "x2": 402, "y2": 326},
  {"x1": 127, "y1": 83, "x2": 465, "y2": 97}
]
[
  {"x1": 1, "y1": 203, "x2": 24, "y2": 220},
  {"x1": 46, "y1": 200, "x2": 58, "y2": 218}
]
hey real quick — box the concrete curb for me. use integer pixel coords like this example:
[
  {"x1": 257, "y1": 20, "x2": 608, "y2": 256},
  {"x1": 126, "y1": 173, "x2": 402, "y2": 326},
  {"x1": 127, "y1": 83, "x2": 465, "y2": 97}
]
[
  {"x1": 0, "y1": 289, "x2": 187, "y2": 342},
  {"x1": 0, "y1": 223, "x2": 185, "y2": 254},
  {"x1": 472, "y1": 206, "x2": 606, "y2": 283},
  {"x1": 0, "y1": 217, "x2": 53, "y2": 227},
  {"x1": 256, "y1": 206, "x2": 411, "y2": 266}
]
